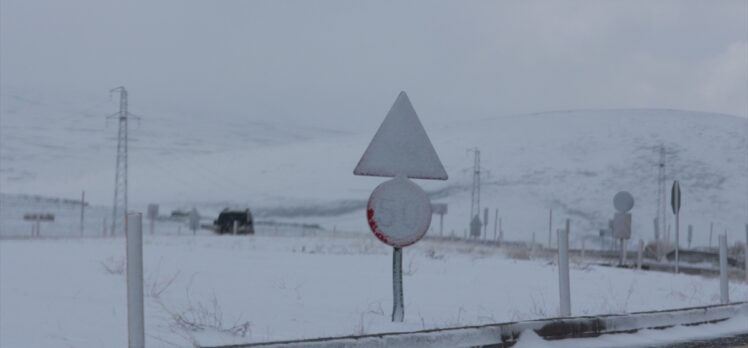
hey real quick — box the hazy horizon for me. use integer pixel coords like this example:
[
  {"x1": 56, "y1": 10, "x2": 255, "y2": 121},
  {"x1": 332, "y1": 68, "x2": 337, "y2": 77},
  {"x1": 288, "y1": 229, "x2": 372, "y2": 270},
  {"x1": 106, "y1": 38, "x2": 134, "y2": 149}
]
[{"x1": 2, "y1": 0, "x2": 746, "y2": 133}]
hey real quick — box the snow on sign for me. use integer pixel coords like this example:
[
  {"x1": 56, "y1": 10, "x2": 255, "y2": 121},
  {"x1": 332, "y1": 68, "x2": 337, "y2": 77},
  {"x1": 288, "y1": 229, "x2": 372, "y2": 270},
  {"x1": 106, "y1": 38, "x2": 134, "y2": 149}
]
[
  {"x1": 354, "y1": 91, "x2": 447, "y2": 323},
  {"x1": 367, "y1": 175, "x2": 432, "y2": 248},
  {"x1": 355, "y1": 91, "x2": 448, "y2": 248},
  {"x1": 354, "y1": 92, "x2": 448, "y2": 180}
]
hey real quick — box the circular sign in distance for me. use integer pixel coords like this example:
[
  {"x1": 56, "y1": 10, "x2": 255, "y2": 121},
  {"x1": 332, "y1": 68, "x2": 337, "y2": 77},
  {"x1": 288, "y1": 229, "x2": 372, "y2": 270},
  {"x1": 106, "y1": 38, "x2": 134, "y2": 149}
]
[
  {"x1": 613, "y1": 191, "x2": 634, "y2": 213},
  {"x1": 367, "y1": 176, "x2": 432, "y2": 248}
]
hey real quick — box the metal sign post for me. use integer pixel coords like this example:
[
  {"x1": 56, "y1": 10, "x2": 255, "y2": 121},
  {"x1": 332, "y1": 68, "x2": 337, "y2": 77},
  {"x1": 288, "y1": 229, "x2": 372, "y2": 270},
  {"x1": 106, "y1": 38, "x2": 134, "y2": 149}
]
[
  {"x1": 671, "y1": 181, "x2": 681, "y2": 273},
  {"x1": 431, "y1": 203, "x2": 448, "y2": 237},
  {"x1": 392, "y1": 247, "x2": 404, "y2": 321},
  {"x1": 354, "y1": 92, "x2": 448, "y2": 323},
  {"x1": 613, "y1": 191, "x2": 634, "y2": 265}
]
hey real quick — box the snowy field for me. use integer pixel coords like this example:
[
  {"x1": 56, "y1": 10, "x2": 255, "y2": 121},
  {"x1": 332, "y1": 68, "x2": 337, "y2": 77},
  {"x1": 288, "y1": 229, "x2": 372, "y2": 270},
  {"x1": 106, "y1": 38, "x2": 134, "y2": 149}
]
[
  {"x1": 2, "y1": 86, "x2": 747, "y2": 248},
  {"x1": 2, "y1": 230, "x2": 746, "y2": 348}
]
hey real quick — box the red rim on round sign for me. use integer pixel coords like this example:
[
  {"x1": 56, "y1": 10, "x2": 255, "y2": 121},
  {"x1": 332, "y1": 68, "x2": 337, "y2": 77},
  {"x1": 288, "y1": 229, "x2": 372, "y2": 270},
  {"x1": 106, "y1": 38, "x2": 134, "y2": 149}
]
[{"x1": 366, "y1": 176, "x2": 432, "y2": 248}]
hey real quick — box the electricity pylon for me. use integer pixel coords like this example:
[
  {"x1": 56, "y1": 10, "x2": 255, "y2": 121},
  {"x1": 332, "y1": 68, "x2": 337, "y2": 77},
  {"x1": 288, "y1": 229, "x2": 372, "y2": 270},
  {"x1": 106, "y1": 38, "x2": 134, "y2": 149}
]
[{"x1": 107, "y1": 87, "x2": 138, "y2": 236}]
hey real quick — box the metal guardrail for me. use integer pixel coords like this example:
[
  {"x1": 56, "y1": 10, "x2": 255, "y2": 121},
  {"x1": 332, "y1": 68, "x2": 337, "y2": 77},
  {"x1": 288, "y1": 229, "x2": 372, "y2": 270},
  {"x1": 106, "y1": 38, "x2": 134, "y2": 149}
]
[{"x1": 202, "y1": 302, "x2": 748, "y2": 348}]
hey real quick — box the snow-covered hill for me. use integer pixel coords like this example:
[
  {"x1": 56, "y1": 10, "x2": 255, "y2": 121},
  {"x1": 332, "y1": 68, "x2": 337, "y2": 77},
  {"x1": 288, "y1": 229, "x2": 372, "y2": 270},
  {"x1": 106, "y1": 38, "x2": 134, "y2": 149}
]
[{"x1": 2, "y1": 87, "x2": 747, "y2": 246}]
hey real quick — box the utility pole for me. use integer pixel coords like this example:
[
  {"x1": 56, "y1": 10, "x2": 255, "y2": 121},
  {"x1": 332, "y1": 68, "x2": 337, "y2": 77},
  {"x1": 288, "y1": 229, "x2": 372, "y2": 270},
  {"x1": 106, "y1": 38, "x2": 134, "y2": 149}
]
[
  {"x1": 107, "y1": 87, "x2": 138, "y2": 236},
  {"x1": 655, "y1": 145, "x2": 667, "y2": 248},
  {"x1": 468, "y1": 147, "x2": 481, "y2": 236}
]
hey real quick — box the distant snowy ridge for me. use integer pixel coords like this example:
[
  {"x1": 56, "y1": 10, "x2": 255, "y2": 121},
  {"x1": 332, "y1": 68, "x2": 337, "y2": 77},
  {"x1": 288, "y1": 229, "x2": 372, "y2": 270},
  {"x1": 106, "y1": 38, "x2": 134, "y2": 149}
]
[{"x1": 2, "y1": 86, "x2": 747, "y2": 245}]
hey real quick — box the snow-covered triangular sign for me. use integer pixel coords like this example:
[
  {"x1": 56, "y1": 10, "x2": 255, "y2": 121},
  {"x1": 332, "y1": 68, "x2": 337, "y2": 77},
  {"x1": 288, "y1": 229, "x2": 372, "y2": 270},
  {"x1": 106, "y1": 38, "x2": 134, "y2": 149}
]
[{"x1": 354, "y1": 92, "x2": 448, "y2": 180}]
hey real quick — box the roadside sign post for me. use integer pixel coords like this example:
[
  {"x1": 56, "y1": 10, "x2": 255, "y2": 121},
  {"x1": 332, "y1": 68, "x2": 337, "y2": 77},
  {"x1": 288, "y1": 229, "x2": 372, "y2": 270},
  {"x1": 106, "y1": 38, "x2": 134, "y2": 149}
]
[
  {"x1": 671, "y1": 181, "x2": 681, "y2": 273},
  {"x1": 354, "y1": 92, "x2": 448, "y2": 322},
  {"x1": 613, "y1": 191, "x2": 634, "y2": 266},
  {"x1": 431, "y1": 203, "x2": 448, "y2": 237},
  {"x1": 24, "y1": 213, "x2": 54, "y2": 238}
]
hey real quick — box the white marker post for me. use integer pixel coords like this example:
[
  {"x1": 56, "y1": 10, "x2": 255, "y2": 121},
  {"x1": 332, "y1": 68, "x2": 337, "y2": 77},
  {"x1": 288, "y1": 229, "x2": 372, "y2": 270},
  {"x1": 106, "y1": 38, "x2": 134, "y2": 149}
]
[
  {"x1": 671, "y1": 181, "x2": 681, "y2": 273},
  {"x1": 354, "y1": 92, "x2": 448, "y2": 323},
  {"x1": 126, "y1": 213, "x2": 145, "y2": 348},
  {"x1": 189, "y1": 208, "x2": 200, "y2": 236},
  {"x1": 719, "y1": 234, "x2": 729, "y2": 304},
  {"x1": 232, "y1": 220, "x2": 238, "y2": 235},
  {"x1": 558, "y1": 219, "x2": 571, "y2": 317}
]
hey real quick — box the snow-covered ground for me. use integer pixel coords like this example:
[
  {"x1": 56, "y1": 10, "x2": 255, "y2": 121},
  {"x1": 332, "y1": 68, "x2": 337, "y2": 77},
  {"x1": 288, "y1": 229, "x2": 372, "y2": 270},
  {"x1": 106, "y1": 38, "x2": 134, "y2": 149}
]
[{"x1": 2, "y1": 230, "x2": 746, "y2": 348}]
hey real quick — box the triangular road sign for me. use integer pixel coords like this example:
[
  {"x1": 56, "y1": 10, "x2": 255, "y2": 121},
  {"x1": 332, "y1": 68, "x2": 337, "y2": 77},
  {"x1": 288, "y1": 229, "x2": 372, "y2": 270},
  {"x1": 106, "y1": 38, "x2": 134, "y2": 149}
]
[{"x1": 354, "y1": 92, "x2": 448, "y2": 180}]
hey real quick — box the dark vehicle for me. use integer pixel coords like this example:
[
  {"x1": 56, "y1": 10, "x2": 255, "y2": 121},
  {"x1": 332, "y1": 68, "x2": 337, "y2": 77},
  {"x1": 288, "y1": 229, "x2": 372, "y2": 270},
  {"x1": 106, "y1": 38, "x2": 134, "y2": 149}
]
[{"x1": 213, "y1": 209, "x2": 255, "y2": 234}]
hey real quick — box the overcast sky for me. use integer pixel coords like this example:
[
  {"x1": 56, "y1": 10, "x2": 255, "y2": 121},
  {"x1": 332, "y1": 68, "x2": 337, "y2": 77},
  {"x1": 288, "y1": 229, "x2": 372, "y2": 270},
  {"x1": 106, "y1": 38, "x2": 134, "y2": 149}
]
[{"x1": 2, "y1": 1, "x2": 746, "y2": 131}]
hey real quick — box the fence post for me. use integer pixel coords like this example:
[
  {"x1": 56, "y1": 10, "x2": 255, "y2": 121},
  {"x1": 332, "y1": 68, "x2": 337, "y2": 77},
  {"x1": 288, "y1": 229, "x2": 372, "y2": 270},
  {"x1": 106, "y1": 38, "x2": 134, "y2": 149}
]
[
  {"x1": 558, "y1": 219, "x2": 571, "y2": 316},
  {"x1": 637, "y1": 239, "x2": 644, "y2": 270},
  {"x1": 126, "y1": 213, "x2": 145, "y2": 348},
  {"x1": 80, "y1": 190, "x2": 85, "y2": 237},
  {"x1": 498, "y1": 218, "x2": 503, "y2": 244},
  {"x1": 745, "y1": 224, "x2": 748, "y2": 282},
  {"x1": 232, "y1": 220, "x2": 238, "y2": 235},
  {"x1": 719, "y1": 235, "x2": 729, "y2": 304},
  {"x1": 548, "y1": 208, "x2": 553, "y2": 249}
]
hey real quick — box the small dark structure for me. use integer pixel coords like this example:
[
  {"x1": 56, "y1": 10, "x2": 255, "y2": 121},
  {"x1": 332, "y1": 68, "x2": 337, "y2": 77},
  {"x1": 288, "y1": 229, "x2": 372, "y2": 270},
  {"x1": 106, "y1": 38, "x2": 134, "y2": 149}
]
[{"x1": 213, "y1": 209, "x2": 255, "y2": 234}]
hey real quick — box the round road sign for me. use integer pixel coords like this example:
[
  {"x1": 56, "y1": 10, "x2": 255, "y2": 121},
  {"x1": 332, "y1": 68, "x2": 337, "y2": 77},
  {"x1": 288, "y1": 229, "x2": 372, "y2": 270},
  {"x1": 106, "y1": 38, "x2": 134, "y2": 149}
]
[
  {"x1": 367, "y1": 176, "x2": 432, "y2": 248},
  {"x1": 613, "y1": 191, "x2": 634, "y2": 213}
]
